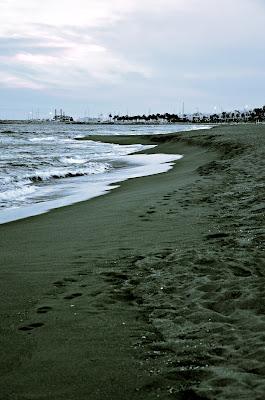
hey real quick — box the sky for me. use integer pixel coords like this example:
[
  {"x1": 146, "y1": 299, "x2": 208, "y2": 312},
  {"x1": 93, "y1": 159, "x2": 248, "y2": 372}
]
[{"x1": 0, "y1": 0, "x2": 265, "y2": 119}]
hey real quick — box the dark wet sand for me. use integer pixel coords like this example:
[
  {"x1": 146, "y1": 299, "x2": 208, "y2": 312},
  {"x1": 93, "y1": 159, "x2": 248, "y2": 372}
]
[{"x1": 0, "y1": 125, "x2": 264, "y2": 399}]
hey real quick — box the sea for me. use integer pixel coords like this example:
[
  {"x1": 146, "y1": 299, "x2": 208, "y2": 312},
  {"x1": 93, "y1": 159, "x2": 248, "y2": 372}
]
[{"x1": 0, "y1": 122, "x2": 211, "y2": 224}]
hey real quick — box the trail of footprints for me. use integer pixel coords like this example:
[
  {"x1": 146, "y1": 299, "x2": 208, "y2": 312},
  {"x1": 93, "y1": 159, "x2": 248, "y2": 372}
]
[
  {"x1": 18, "y1": 186, "x2": 200, "y2": 333},
  {"x1": 18, "y1": 264, "x2": 89, "y2": 334},
  {"x1": 138, "y1": 181, "x2": 209, "y2": 222},
  {"x1": 138, "y1": 190, "x2": 182, "y2": 221}
]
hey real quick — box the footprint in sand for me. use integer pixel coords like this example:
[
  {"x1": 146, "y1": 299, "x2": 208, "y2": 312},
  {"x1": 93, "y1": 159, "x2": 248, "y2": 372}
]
[
  {"x1": 76, "y1": 271, "x2": 89, "y2": 276},
  {"x1": 19, "y1": 322, "x2": 44, "y2": 332},
  {"x1": 138, "y1": 215, "x2": 150, "y2": 221},
  {"x1": 63, "y1": 277, "x2": 78, "y2": 283},
  {"x1": 64, "y1": 293, "x2": 83, "y2": 300},
  {"x1": 53, "y1": 277, "x2": 78, "y2": 288},
  {"x1": 206, "y1": 232, "x2": 229, "y2": 240},
  {"x1": 37, "y1": 306, "x2": 52, "y2": 314},
  {"x1": 53, "y1": 280, "x2": 66, "y2": 288}
]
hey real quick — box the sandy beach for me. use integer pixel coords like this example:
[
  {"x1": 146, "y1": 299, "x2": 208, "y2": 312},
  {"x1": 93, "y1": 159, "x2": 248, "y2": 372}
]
[{"x1": 0, "y1": 124, "x2": 264, "y2": 399}]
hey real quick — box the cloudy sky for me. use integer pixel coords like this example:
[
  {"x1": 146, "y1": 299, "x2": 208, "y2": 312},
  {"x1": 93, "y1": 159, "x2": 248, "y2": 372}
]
[{"x1": 0, "y1": 0, "x2": 265, "y2": 119}]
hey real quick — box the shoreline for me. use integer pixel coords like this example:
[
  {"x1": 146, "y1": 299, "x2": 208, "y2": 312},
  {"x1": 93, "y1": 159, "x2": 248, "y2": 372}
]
[
  {"x1": 0, "y1": 125, "x2": 264, "y2": 399},
  {"x1": 0, "y1": 122, "x2": 213, "y2": 224},
  {"x1": 0, "y1": 148, "x2": 182, "y2": 225}
]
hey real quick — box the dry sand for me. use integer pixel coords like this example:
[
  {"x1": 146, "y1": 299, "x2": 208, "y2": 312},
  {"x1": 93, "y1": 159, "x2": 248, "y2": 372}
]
[{"x1": 0, "y1": 124, "x2": 264, "y2": 399}]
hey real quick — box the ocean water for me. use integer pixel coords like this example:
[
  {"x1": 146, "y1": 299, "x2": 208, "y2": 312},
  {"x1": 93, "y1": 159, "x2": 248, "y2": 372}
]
[{"x1": 0, "y1": 122, "x2": 210, "y2": 223}]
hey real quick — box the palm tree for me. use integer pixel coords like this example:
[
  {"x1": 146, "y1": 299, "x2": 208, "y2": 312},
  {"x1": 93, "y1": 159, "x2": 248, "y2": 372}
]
[{"x1": 221, "y1": 111, "x2": 226, "y2": 122}]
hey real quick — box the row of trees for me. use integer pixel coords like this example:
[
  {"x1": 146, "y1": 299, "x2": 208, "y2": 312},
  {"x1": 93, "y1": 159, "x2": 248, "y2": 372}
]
[
  {"x1": 112, "y1": 113, "x2": 185, "y2": 123},
  {"x1": 110, "y1": 106, "x2": 265, "y2": 124}
]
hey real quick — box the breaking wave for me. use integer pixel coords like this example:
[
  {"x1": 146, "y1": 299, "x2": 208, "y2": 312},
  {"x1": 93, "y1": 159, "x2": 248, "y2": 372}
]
[{"x1": 27, "y1": 163, "x2": 110, "y2": 182}]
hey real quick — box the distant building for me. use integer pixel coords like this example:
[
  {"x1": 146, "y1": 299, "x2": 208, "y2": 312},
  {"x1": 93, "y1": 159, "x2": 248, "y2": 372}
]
[
  {"x1": 78, "y1": 117, "x2": 102, "y2": 123},
  {"x1": 53, "y1": 109, "x2": 74, "y2": 122}
]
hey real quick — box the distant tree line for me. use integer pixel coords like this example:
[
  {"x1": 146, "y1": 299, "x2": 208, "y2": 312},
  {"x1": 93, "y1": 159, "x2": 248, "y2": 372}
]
[
  {"x1": 112, "y1": 113, "x2": 185, "y2": 123},
  {"x1": 111, "y1": 106, "x2": 265, "y2": 124}
]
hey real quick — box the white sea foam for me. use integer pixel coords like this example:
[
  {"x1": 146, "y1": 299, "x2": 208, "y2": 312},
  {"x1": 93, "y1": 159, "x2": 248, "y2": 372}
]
[
  {"x1": 60, "y1": 156, "x2": 89, "y2": 165},
  {"x1": 29, "y1": 136, "x2": 57, "y2": 142},
  {"x1": 0, "y1": 185, "x2": 36, "y2": 202}
]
